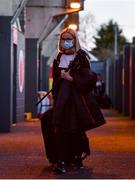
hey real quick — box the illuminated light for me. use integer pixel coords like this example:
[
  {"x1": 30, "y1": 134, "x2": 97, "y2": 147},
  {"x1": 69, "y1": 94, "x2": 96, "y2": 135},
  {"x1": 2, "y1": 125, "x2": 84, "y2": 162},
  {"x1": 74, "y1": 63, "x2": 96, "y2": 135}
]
[
  {"x1": 70, "y1": 2, "x2": 81, "y2": 9},
  {"x1": 68, "y1": 24, "x2": 77, "y2": 30}
]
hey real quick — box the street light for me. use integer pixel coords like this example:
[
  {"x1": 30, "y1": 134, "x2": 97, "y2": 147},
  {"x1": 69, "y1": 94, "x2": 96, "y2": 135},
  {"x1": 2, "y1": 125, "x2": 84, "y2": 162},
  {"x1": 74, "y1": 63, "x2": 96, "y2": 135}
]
[
  {"x1": 70, "y1": 2, "x2": 81, "y2": 9},
  {"x1": 68, "y1": 24, "x2": 77, "y2": 30},
  {"x1": 65, "y1": 1, "x2": 81, "y2": 31}
]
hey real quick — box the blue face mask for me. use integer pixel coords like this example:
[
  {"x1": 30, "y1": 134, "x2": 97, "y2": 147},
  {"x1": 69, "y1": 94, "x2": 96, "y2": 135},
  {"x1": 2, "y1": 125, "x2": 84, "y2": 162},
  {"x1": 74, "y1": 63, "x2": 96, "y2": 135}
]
[{"x1": 61, "y1": 40, "x2": 74, "y2": 49}]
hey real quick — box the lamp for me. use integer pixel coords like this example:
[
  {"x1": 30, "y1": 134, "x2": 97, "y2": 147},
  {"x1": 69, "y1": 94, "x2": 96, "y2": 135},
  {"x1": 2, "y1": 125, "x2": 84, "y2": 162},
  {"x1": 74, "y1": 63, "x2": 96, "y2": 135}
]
[
  {"x1": 68, "y1": 24, "x2": 77, "y2": 30},
  {"x1": 70, "y1": 2, "x2": 81, "y2": 9}
]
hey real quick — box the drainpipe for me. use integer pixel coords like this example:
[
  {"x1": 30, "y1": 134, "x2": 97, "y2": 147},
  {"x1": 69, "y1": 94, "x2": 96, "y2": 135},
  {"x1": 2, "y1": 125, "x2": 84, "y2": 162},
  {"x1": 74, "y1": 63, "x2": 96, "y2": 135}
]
[{"x1": 11, "y1": 0, "x2": 29, "y2": 24}]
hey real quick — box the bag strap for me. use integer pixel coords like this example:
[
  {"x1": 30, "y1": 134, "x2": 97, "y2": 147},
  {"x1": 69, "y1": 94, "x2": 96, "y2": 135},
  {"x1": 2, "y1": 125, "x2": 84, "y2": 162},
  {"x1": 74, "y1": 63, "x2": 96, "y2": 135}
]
[{"x1": 56, "y1": 52, "x2": 62, "y2": 65}]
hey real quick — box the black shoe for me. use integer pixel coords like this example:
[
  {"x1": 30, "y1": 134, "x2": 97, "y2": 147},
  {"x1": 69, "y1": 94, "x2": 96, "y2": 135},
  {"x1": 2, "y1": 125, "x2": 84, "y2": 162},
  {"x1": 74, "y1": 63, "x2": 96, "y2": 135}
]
[
  {"x1": 76, "y1": 159, "x2": 84, "y2": 169},
  {"x1": 53, "y1": 161, "x2": 66, "y2": 174}
]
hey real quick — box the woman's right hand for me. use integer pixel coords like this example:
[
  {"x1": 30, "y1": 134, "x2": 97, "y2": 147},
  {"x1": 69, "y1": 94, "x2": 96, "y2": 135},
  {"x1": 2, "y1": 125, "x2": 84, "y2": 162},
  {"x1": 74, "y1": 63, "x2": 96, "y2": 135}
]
[{"x1": 61, "y1": 70, "x2": 73, "y2": 82}]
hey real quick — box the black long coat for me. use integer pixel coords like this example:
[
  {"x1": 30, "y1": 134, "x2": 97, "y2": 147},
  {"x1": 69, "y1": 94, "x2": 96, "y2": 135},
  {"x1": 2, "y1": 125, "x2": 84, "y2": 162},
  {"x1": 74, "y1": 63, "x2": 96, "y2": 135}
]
[{"x1": 51, "y1": 49, "x2": 105, "y2": 133}]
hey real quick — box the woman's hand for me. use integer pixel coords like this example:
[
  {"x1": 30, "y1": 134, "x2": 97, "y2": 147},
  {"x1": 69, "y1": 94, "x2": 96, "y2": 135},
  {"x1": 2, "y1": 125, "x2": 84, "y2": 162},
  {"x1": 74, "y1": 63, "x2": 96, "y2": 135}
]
[{"x1": 61, "y1": 70, "x2": 73, "y2": 82}]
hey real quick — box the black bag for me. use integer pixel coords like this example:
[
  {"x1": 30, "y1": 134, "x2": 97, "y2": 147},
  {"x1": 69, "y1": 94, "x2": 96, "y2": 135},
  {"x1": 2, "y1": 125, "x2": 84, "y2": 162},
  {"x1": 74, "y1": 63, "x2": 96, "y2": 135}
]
[
  {"x1": 40, "y1": 108, "x2": 56, "y2": 163},
  {"x1": 101, "y1": 94, "x2": 112, "y2": 109}
]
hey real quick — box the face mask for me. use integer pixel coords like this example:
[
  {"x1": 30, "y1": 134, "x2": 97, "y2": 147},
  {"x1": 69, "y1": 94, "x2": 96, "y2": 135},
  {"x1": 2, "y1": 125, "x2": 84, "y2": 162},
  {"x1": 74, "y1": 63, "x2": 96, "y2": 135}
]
[{"x1": 61, "y1": 40, "x2": 74, "y2": 49}]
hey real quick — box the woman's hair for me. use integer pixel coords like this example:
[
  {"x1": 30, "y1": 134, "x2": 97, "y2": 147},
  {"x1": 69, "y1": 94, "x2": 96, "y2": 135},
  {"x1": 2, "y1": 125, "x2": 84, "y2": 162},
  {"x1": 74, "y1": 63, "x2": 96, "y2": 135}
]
[{"x1": 58, "y1": 27, "x2": 81, "y2": 53}]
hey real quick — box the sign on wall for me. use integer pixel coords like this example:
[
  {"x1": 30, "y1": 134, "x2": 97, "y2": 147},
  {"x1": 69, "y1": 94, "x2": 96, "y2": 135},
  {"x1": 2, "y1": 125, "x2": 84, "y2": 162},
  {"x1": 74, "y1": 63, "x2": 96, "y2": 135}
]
[
  {"x1": 12, "y1": 22, "x2": 18, "y2": 45},
  {"x1": 18, "y1": 50, "x2": 24, "y2": 93}
]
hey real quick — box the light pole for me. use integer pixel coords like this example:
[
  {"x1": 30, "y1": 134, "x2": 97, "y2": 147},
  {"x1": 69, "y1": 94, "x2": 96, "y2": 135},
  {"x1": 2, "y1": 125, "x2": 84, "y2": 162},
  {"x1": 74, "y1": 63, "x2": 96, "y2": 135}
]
[
  {"x1": 113, "y1": 25, "x2": 118, "y2": 108},
  {"x1": 114, "y1": 25, "x2": 118, "y2": 57}
]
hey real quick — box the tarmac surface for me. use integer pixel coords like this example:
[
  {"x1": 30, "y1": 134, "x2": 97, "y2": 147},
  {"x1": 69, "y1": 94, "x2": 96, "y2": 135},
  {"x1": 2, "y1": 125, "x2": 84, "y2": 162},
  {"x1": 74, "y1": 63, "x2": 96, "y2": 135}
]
[{"x1": 0, "y1": 109, "x2": 135, "y2": 179}]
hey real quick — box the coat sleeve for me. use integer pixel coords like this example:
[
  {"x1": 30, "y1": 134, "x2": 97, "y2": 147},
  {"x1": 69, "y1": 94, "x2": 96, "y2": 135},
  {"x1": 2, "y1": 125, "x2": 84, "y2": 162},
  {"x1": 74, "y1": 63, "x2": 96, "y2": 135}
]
[
  {"x1": 52, "y1": 59, "x2": 61, "y2": 102},
  {"x1": 52, "y1": 59, "x2": 57, "y2": 100},
  {"x1": 72, "y1": 56, "x2": 97, "y2": 93}
]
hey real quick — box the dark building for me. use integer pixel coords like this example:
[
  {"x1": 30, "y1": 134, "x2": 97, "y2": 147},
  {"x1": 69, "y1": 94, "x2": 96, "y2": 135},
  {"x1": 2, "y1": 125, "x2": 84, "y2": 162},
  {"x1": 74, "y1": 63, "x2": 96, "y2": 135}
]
[{"x1": 0, "y1": 0, "x2": 84, "y2": 132}]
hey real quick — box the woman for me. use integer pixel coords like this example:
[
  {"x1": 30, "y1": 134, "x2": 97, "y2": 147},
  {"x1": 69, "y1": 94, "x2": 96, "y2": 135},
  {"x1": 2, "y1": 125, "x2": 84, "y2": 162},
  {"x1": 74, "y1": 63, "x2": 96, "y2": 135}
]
[{"x1": 41, "y1": 28, "x2": 105, "y2": 173}]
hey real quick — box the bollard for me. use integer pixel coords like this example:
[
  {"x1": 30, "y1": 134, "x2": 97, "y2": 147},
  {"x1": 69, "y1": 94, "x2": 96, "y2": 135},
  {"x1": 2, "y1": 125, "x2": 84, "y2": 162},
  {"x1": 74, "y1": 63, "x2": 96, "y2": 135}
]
[{"x1": 24, "y1": 112, "x2": 32, "y2": 121}]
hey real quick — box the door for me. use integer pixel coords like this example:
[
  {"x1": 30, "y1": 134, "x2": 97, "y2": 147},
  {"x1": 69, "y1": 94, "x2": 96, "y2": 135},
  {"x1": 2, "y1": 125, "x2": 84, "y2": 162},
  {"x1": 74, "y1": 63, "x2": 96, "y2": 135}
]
[{"x1": 12, "y1": 44, "x2": 17, "y2": 124}]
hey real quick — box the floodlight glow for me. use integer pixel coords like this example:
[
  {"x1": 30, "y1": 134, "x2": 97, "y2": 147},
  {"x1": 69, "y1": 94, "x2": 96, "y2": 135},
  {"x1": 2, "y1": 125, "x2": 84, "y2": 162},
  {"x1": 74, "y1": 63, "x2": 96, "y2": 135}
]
[
  {"x1": 68, "y1": 24, "x2": 77, "y2": 30},
  {"x1": 70, "y1": 2, "x2": 81, "y2": 9}
]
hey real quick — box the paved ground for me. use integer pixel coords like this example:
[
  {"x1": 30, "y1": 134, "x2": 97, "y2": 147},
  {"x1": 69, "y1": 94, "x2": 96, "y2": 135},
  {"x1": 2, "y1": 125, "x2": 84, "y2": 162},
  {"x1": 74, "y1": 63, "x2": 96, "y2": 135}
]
[{"x1": 0, "y1": 109, "x2": 135, "y2": 179}]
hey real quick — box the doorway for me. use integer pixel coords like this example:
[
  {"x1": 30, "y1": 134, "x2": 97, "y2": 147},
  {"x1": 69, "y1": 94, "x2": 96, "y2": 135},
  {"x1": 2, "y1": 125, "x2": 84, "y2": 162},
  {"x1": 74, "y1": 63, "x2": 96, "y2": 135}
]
[{"x1": 12, "y1": 44, "x2": 17, "y2": 124}]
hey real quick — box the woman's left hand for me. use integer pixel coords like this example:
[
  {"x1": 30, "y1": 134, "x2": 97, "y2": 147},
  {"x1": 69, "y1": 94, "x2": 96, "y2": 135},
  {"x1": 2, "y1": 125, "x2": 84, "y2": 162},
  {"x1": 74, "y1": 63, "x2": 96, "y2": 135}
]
[{"x1": 61, "y1": 70, "x2": 73, "y2": 82}]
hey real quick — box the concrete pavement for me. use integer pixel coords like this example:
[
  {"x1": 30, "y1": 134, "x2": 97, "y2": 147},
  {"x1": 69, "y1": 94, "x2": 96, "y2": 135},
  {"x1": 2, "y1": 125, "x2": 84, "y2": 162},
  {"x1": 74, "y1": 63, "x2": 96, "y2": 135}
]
[{"x1": 0, "y1": 109, "x2": 135, "y2": 179}]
